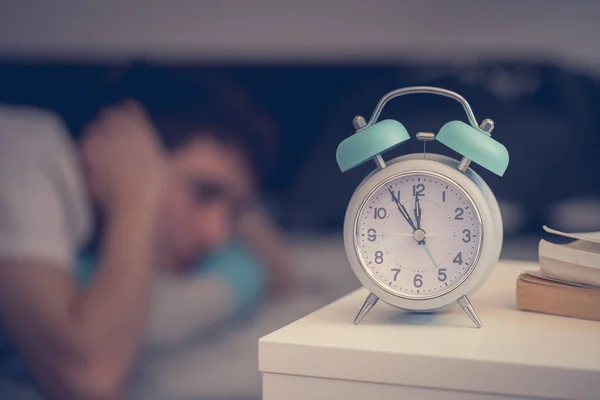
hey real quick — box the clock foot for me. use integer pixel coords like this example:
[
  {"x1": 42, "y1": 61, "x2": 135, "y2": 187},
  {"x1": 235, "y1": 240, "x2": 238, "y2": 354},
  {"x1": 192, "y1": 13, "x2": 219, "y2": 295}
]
[
  {"x1": 353, "y1": 292, "x2": 379, "y2": 325},
  {"x1": 457, "y1": 295, "x2": 482, "y2": 328}
]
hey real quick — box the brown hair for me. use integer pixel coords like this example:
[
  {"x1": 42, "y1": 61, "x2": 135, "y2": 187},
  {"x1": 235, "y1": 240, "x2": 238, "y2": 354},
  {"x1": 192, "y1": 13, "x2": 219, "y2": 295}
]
[{"x1": 100, "y1": 64, "x2": 279, "y2": 182}]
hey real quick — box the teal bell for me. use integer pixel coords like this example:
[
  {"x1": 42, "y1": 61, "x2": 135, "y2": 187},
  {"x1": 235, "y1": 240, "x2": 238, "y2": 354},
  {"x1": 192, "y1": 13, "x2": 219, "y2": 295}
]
[
  {"x1": 436, "y1": 120, "x2": 509, "y2": 177},
  {"x1": 336, "y1": 118, "x2": 410, "y2": 172}
]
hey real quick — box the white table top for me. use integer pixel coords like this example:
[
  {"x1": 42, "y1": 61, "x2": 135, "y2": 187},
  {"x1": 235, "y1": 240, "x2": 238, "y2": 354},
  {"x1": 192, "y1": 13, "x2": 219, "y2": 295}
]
[{"x1": 259, "y1": 260, "x2": 600, "y2": 399}]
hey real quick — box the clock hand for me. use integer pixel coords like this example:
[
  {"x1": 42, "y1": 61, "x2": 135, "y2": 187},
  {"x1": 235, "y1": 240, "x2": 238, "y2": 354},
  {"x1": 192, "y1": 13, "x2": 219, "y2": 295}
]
[
  {"x1": 422, "y1": 242, "x2": 438, "y2": 269},
  {"x1": 414, "y1": 192, "x2": 422, "y2": 231},
  {"x1": 387, "y1": 187, "x2": 417, "y2": 232}
]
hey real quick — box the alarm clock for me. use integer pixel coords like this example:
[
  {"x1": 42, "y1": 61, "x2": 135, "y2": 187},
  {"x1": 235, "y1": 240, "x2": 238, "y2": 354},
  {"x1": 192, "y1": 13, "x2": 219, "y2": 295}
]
[{"x1": 336, "y1": 86, "x2": 509, "y2": 328}]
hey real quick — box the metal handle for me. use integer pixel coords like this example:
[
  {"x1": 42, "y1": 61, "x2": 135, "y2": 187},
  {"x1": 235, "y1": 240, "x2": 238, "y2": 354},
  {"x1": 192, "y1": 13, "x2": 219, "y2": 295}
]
[{"x1": 365, "y1": 86, "x2": 482, "y2": 131}]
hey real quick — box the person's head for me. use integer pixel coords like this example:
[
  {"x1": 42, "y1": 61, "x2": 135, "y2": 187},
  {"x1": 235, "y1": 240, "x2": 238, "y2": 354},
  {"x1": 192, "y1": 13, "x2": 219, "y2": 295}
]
[{"x1": 85, "y1": 65, "x2": 277, "y2": 271}]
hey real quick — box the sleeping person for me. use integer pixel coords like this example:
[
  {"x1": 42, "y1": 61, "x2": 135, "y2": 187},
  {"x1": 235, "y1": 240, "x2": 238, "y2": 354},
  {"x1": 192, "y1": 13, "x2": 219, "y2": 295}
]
[{"x1": 0, "y1": 66, "x2": 292, "y2": 399}]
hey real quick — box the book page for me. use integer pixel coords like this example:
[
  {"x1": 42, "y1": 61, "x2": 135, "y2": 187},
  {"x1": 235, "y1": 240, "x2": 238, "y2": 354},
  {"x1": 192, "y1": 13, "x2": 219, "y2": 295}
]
[
  {"x1": 566, "y1": 240, "x2": 600, "y2": 254},
  {"x1": 522, "y1": 270, "x2": 600, "y2": 290},
  {"x1": 542, "y1": 226, "x2": 600, "y2": 244}
]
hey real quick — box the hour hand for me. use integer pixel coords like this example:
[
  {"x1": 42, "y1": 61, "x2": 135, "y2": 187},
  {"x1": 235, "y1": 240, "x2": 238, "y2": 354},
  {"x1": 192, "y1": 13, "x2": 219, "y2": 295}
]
[{"x1": 387, "y1": 187, "x2": 417, "y2": 231}]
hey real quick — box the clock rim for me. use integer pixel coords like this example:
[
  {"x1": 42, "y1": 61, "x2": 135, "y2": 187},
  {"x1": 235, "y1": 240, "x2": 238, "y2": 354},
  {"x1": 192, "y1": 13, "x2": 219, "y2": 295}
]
[
  {"x1": 353, "y1": 169, "x2": 483, "y2": 300},
  {"x1": 343, "y1": 154, "x2": 503, "y2": 311}
]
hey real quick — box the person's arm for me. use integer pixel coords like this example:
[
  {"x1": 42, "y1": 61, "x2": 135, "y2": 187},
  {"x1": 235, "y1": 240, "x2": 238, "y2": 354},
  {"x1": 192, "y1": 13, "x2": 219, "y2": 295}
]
[
  {"x1": 0, "y1": 205, "x2": 157, "y2": 399},
  {"x1": 236, "y1": 204, "x2": 295, "y2": 294},
  {"x1": 0, "y1": 101, "x2": 164, "y2": 400}
]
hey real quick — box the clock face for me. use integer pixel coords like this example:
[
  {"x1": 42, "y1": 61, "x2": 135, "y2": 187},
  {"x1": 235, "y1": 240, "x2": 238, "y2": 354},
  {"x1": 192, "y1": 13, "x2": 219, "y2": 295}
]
[{"x1": 354, "y1": 171, "x2": 483, "y2": 299}]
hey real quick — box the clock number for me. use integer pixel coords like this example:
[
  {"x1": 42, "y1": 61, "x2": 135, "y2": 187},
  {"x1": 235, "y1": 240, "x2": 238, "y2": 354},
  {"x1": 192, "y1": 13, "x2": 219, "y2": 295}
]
[
  {"x1": 453, "y1": 252, "x2": 463, "y2": 265},
  {"x1": 391, "y1": 268, "x2": 401, "y2": 281},
  {"x1": 455, "y1": 207, "x2": 464, "y2": 220},
  {"x1": 462, "y1": 229, "x2": 471, "y2": 243},
  {"x1": 367, "y1": 228, "x2": 377, "y2": 242},
  {"x1": 375, "y1": 251, "x2": 384, "y2": 264},
  {"x1": 374, "y1": 207, "x2": 387, "y2": 219},
  {"x1": 413, "y1": 274, "x2": 423, "y2": 288},
  {"x1": 437, "y1": 268, "x2": 447, "y2": 282},
  {"x1": 442, "y1": 191, "x2": 446, "y2": 202},
  {"x1": 412, "y1": 183, "x2": 425, "y2": 197}
]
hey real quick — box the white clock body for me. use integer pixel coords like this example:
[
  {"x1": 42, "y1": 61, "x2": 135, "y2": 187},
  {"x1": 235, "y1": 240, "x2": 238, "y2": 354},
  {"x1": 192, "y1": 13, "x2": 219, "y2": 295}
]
[{"x1": 343, "y1": 153, "x2": 503, "y2": 311}]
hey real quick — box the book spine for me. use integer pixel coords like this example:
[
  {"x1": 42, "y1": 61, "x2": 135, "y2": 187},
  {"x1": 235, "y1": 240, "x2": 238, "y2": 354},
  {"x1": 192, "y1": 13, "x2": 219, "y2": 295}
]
[{"x1": 516, "y1": 277, "x2": 600, "y2": 322}]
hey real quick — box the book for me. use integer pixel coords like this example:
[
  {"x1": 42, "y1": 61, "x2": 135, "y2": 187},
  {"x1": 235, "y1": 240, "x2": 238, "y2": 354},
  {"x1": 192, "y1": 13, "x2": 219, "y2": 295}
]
[
  {"x1": 516, "y1": 272, "x2": 600, "y2": 322},
  {"x1": 538, "y1": 226, "x2": 600, "y2": 286},
  {"x1": 515, "y1": 226, "x2": 600, "y2": 322}
]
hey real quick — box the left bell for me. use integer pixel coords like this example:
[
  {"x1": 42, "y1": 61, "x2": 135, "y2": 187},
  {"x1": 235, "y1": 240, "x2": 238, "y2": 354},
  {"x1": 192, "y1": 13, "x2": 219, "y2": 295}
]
[{"x1": 336, "y1": 119, "x2": 410, "y2": 172}]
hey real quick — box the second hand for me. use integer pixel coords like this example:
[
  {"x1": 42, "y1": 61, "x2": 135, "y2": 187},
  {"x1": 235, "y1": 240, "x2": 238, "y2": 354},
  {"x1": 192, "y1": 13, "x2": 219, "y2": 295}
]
[{"x1": 422, "y1": 242, "x2": 438, "y2": 269}]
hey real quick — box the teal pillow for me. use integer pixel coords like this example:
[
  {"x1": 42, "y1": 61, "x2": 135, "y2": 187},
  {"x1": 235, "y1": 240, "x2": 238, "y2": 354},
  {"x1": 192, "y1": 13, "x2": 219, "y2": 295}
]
[
  {"x1": 75, "y1": 241, "x2": 268, "y2": 314},
  {"x1": 75, "y1": 250, "x2": 96, "y2": 287},
  {"x1": 199, "y1": 241, "x2": 268, "y2": 314}
]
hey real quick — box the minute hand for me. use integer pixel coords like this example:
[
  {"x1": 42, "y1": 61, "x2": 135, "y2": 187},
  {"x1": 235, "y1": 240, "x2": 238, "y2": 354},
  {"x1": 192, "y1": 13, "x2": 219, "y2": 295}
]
[
  {"x1": 387, "y1": 187, "x2": 417, "y2": 232},
  {"x1": 414, "y1": 192, "x2": 422, "y2": 230}
]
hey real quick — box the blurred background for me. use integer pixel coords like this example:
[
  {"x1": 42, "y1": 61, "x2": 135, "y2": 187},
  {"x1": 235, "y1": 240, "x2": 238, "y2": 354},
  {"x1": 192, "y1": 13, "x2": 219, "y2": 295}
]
[{"x1": 1, "y1": 1, "x2": 599, "y2": 399}]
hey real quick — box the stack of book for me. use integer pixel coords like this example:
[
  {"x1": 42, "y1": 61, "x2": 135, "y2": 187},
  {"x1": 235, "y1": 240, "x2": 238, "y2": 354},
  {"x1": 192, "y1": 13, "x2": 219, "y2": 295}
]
[{"x1": 516, "y1": 226, "x2": 600, "y2": 322}]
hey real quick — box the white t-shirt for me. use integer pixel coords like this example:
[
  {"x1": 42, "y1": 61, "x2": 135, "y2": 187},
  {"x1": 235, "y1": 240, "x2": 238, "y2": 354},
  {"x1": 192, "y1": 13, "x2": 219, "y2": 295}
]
[
  {"x1": 0, "y1": 104, "x2": 93, "y2": 386},
  {"x1": 0, "y1": 105, "x2": 93, "y2": 264}
]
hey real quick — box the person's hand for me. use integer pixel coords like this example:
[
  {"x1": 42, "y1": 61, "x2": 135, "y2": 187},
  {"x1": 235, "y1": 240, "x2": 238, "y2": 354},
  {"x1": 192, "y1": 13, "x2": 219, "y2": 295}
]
[
  {"x1": 80, "y1": 100, "x2": 165, "y2": 217},
  {"x1": 236, "y1": 205, "x2": 296, "y2": 295}
]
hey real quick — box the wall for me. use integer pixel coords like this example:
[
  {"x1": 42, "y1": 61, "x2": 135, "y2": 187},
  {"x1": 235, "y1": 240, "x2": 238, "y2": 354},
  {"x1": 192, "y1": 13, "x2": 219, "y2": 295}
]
[{"x1": 0, "y1": 0, "x2": 598, "y2": 74}]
